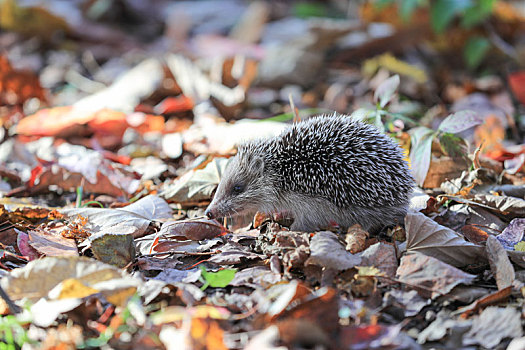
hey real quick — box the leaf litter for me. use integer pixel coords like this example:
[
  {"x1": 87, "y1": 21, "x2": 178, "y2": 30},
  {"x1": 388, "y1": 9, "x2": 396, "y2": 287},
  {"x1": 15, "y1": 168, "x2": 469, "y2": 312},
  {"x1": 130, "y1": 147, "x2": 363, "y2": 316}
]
[{"x1": 1, "y1": 1, "x2": 525, "y2": 349}]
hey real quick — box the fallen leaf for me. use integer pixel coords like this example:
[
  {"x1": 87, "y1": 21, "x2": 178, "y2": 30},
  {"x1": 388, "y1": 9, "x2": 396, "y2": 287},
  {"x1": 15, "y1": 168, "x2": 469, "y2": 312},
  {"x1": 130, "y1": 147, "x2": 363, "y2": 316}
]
[
  {"x1": 396, "y1": 252, "x2": 476, "y2": 299},
  {"x1": 405, "y1": 212, "x2": 487, "y2": 268},
  {"x1": 0, "y1": 55, "x2": 46, "y2": 105},
  {"x1": 61, "y1": 195, "x2": 172, "y2": 238},
  {"x1": 200, "y1": 267, "x2": 237, "y2": 289},
  {"x1": 341, "y1": 323, "x2": 418, "y2": 349},
  {"x1": 190, "y1": 317, "x2": 228, "y2": 350},
  {"x1": 486, "y1": 236, "x2": 515, "y2": 290},
  {"x1": 306, "y1": 231, "x2": 362, "y2": 271},
  {"x1": 344, "y1": 224, "x2": 368, "y2": 254},
  {"x1": 90, "y1": 233, "x2": 136, "y2": 268},
  {"x1": 360, "y1": 242, "x2": 398, "y2": 279},
  {"x1": 508, "y1": 71, "x2": 525, "y2": 106},
  {"x1": 158, "y1": 218, "x2": 226, "y2": 241},
  {"x1": 161, "y1": 158, "x2": 230, "y2": 203},
  {"x1": 1, "y1": 256, "x2": 140, "y2": 305},
  {"x1": 229, "y1": 266, "x2": 282, "y2": 289},
  {"x1": 496, "y1": 218, "x2": 525, "y2": 249},
  {"x1": 460, "y1": 225, "x2": 489, "y2": 244},
  {"x1": 383, "y1": 289, "x2": 430, "y2": 317},
  {"x1": 463, "y1": 307, "x2": 523, "y2": 348},
  {"x1": 0, "y1": 0, "x2": 69, "y2": 40},
  {"x1": 28, "y1": 229, "x2": 78, "y2": 257}
]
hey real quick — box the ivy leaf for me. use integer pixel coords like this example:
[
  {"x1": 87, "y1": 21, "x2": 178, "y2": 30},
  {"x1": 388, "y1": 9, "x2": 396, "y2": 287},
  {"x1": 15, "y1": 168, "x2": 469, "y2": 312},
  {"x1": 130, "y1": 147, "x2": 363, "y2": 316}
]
[
  {"x1": 430, "y1": 0, "x2": 472, "y2": 33},
  {"x1": 438, "y1": 110, "x2": 483, "y2": 134},
  {"x1": 373, "y1": 74, "x2": 400, "y2": 108},
  {"x1": 464, "y1": 36, "x2": 491, "y2": 69},
  {"x1": 200, "y1": 267, "x2": 237, "y2": 290},
  {"x1": 438, "y1": 133, "x2": 468, "y2": 158},
  {"x1": 409, "y1": 127, "x2": 435, "y2": 187}
]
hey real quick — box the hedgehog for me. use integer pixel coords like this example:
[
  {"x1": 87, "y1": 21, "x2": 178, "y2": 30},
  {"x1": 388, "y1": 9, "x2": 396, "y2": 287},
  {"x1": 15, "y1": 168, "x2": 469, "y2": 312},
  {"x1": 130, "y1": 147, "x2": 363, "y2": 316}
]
[{"x1": 205, "y1": 114, "x2": 414, "y2": 232}]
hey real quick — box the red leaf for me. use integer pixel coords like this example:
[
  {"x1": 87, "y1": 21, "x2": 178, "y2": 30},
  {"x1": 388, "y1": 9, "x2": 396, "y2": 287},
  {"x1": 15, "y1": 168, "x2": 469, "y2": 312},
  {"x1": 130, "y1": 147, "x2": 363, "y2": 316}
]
[{"x1": 508, "y1": 71, "x2": 525, "y2": 106}]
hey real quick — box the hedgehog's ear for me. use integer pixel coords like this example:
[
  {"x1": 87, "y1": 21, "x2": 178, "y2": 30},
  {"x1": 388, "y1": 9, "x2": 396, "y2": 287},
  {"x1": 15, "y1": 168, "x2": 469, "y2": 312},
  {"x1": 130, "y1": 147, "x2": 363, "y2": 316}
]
[{"x1": 251, "y1": 156, "x2": 265, "y2": 175}]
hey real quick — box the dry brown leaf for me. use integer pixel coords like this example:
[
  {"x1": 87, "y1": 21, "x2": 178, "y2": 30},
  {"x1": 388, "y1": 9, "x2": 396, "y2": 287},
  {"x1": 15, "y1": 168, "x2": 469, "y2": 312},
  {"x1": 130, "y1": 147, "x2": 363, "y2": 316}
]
[
  {"x1": 423, "y1": 156, "x2": 468, "y2": 189},
  {"x1": 405, "y1": 212, "x2": 487, "y2": 267},
  {"x1": 486, "y1": 236, "x2": 515, "y2": 290},
  {"x1": 361, "y1": 242, "x2": 398, "y2": 279},
  {"x1": 460, "y1": 225, "x2": 489, "y2": 244},
  {"x1": 344, "y1": 224, "x2": 368, "y2": 254},
  {"x1": 28, "y1": 229, "x2": 78, "y2": 257},
  {"x1": 0, "y1": 55, "x2": 46, "y2": 106},
  {"x1": 463, "y1": 307, "x2": 523, "y2": 348},
  {"x1": 306, "y1": 231, "x2": 362, "y2": 271},
  {"x1": 396, "y1": 252, "x2": 476, "y2": 299},
  {"x1": 158, "y1": 218, "x2": 226, "y2": 241},
  {"x1": 1, "y1": 256, "x2": 140, "y2": 304}
]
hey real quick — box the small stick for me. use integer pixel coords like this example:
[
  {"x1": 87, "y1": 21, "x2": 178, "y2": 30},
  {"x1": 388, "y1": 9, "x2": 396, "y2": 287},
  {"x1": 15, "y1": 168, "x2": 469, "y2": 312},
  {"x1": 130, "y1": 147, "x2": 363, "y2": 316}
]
[
  {"x1": 140, "y1": 251, "x2": 221, "y2": 257},
  {"x1": 289, "y1": 93, "x2": 300, "y2": 122},
  {"x1": 0, "y1": 285, "x2": 21, "y2": 314}
]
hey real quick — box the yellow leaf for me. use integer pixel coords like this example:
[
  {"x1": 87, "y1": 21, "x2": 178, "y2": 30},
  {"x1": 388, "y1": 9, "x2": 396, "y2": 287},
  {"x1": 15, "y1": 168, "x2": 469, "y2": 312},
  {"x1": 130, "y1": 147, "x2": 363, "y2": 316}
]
[
  {"x1": 0, "y1": 0, "x2": 69, "y2": 40},
  {"x1": 355, "y1": 266, "x2": 385, "y2": 277},
  {"x1": 59, "y1": 278, "x2": 98, "y2": 299},
  {"x1": 363, "y1": 53, "x2": 428, "y2": 83},
  {"x1": 514, "y1": 241, "x2": 525, "y2": 252},
  {"x1": 103, "y1": 287, "x2": 137, "y2": 307}
]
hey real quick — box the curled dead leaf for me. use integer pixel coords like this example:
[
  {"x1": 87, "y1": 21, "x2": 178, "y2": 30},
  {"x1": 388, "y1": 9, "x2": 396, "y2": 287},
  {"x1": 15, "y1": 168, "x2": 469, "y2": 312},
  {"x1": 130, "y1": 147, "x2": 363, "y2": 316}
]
[{"x1": 344, "y1": 224, "x2": 369, "y2": 254}]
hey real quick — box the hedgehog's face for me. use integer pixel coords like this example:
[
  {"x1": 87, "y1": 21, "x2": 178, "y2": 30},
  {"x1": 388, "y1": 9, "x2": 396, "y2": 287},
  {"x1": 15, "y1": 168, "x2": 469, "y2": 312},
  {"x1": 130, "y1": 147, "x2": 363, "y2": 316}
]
[{"x1": 205, "y1": 153, "x2": 274, "y2": 220}]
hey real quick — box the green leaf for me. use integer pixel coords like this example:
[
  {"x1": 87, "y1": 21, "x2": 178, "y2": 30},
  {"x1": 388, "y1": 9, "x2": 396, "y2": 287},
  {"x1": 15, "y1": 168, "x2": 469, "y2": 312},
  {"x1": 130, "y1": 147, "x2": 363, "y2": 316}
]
[
  {"x1": 409, "y1": 127, "x2": 435, "y2": 186},
  {"x1": 400, "y1": 0, "x2": 423, "y2": 21},
  {"x1": 262, "y1": 108, "x2": 328, "y2": 123},
  {"x1": 461, "y1": 0, "x2": 496, "y2": 28},
  {"x1": 292, "y1": 2, "x2": 328, "y2": 18},
  {"x1": 373, "y1": 74, "x2": 400, "y2": 108},
  {"x1": 200, "y1": 267, "x2": 237, "y2": 289},
  {"x1": 438, "y1": 133, "x2": 468, "y2": 158},
  {"x1": 430, "y1": 0, "x2": 472, "y2": 33},
  {"x1": 438, "y1": 110, "x2": 483, "y2": 133},
  {"x1": 373, "y1": 0, "x2": 396, "y2": 10},
  {"x1": 464, "y1": 36, "x2": 491, "y2": 69}
]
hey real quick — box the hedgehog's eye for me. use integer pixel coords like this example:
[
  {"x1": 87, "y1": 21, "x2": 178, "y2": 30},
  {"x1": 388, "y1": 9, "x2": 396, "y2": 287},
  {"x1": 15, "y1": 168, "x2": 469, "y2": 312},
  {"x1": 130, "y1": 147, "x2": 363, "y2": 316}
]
[{"x1": 231, "y1": 184, "x2": 244, "y2": 195}]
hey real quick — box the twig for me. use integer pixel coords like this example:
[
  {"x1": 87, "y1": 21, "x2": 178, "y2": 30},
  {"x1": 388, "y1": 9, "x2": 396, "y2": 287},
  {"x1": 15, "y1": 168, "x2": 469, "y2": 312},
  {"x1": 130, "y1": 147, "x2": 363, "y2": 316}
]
[
  {"x1": 485, "y1": 23, "x2": 520, "y2": 63},
  {"x1": 0, "y1": 285, "x2": 21, "y2": 314},
  {"x1": 140, "y1": 250, "x2": 221, "y2": 257}
]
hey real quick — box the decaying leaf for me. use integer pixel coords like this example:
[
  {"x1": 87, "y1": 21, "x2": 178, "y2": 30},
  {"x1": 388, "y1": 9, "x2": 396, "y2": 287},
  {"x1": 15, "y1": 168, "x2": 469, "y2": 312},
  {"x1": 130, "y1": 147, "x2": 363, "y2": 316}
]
[{"x1": 344, "y1": 224, "x2": 368, "y2": 254}]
